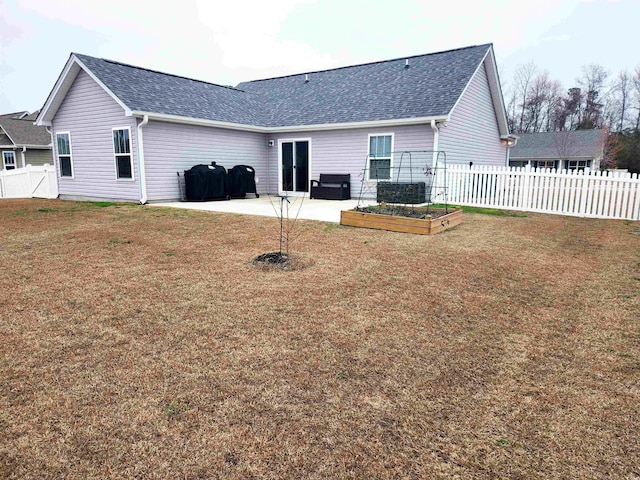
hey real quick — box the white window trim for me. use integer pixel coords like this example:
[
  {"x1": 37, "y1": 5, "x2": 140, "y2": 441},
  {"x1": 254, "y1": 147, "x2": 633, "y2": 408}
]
[
  {"x1": 2, "y1": 151, "x2": 16, "y2": 170},
  {"x1": 367, "y1": 133, "x2": 394, "y2": 181},
  {"x1": 564, "y1": 159, "x2": 591, "y2": 171},
  {"x1": 55, "y1": 131, "x2": 74, "y2": 179},
  {"x1": 112, "y1": 126, "x2": 134, "y2": 181}
]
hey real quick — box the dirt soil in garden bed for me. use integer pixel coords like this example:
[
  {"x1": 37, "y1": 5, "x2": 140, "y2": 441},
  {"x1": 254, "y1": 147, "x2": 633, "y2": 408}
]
[
  {"x1": 355, "y1": 204, "x2": 454, "y2": 219},
  {"x1": 1, "y1": 199, "x2": 639, "y2": 479}
]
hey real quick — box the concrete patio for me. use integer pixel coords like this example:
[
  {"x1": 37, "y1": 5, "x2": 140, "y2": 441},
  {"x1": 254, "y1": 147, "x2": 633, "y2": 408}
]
[{"x1": 151, "y1": 196, "x2": 375, "y2": 223}]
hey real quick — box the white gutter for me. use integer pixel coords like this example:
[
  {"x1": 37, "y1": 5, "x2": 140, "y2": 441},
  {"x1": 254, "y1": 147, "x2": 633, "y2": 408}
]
[
  {"x1": 131, "y1": 110, "x2": 448, "y2": 134},
  {"x1": 137, "y1": 115, "x2": 149, "y2": 204},
  {"x1": 21, "y1": 146, "x2": 26, "y2": 168}
]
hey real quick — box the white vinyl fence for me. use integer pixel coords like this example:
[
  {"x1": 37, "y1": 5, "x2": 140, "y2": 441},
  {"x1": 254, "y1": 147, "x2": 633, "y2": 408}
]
[
  {"x1": 445, "y1": 165, "x2": 640, "y2": 221},
  {"x1": 0, "y1": 165, "x2": 58, "y2": 199}
]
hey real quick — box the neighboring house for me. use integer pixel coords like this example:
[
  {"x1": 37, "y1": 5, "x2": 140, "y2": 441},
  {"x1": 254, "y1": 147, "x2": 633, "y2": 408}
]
[
  {"x1": 0, "y1": 110, "x2": 53, "y2": 170},
  {"x1": 509, "y1": 130, "x2": 604, "y2": 171},
  {"x1": 36, "y1": 43, "x2": 513, "y2": 203}
]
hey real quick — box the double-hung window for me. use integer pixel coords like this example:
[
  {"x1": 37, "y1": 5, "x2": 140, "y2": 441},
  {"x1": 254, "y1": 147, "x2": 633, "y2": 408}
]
[
  {"x1": 2, "y1": 151, "x2": 16, "y2": 170},
  {"x1": 368, "y1": 134, "x2": 393, "y2": 180},
  {"x1": 56, "y1": 132, "x2": 73, "y2": 177},
  {"x1": 113, "y1": 127, "x2": 133, "y2": 179}
]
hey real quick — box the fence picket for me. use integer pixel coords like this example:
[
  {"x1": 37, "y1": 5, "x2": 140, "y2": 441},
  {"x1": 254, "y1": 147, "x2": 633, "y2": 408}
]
[{"x1": 442, "y1": 165, "x2": 639, "y2": 220}]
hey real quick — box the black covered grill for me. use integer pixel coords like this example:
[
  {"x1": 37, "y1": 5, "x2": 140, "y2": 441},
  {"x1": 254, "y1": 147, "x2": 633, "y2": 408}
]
[
  {"x1": 228, "y1": 165, "x2": 259, "y2": 199},
  {"x1": 183, "y1": 162, "x2": 259, "y2": 201}
]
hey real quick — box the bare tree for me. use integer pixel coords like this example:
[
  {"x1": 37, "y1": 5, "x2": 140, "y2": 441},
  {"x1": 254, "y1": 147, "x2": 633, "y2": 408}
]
[
  {"x1": 561, "y1": 87, "x2": 582, "y2": 130},
  {"x1": 633, "y1": 66, "x2": 640, "y2": 132},
  {"x1": 612, "y1": 70, "x2": 632, "y2": 132},
  {"x1": 503, "y1": 77, "x2": 519, "y2": 133},
  {"x1": 522, "y1": 72, "x2": 552, "y2": 132},
  {"x1": 545, "y1": 80, "x2": 563, "y2": 131},
  {"x1": 513, "y1": 62, "x2": 537, "y2": 133},
  {"x1": 577, "y1": 64, "x2": 608, "y2": 129}
]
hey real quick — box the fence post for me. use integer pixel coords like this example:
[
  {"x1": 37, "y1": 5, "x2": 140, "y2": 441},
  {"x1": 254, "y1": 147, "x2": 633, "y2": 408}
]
[{"x1": 44, "y1": 164, "x2": 50, "y2": 198}]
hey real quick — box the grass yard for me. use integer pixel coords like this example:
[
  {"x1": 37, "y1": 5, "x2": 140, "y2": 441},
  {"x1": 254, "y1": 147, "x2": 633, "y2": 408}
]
[{"x1": 1, "y1": 199, "x2": 639, "y2": 479}]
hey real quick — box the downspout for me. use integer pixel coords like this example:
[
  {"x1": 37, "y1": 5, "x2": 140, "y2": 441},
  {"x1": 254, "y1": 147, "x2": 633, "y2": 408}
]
[
  {"x1": 430, "y1": 119, "x2": 440, "y2": 163},
  {"x1": 430, "y1": 119, "x2": 440, "y2": 203},
  {"x1": 137, "y1": 115, "x2": 149, "y2": 204},
  {"x1": 45, "y1": 127, "x2": 55, "y2": 171},
  {"x1": 21, "y1": 146, "x2": 26, "y2": 168},
  {"x1": 506, "y1": 136, "x2": 518, "y2": 166}
]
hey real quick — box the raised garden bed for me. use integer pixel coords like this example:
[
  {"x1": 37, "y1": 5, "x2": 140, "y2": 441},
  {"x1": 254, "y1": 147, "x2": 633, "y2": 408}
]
[{"x1": 340, "y1": 205, "x2": 463, "y2": 235}]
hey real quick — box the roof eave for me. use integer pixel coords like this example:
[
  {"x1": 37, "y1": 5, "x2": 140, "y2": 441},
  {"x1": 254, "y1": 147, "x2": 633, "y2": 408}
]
[
  {"x1": 131, "y1": 111, "x2": 449, "y2": 133},
  {"x1": 16, "y1": 144, "x2": 53, "y2": 149},
  {"x1": 268, "y1": 115, "x2": 449, "y2": 133},
  {"x1": 130, "y1": 111, "x2": 269, "y2": 132},
  {"x1": 510, "y1": 155, "x2": 596, "y2": 160}
]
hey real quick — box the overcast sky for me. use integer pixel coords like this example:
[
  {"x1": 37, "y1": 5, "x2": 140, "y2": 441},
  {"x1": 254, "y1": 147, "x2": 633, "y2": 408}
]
[{"x1": 1, "y1": 0, "x2": 638, "y2": 114}]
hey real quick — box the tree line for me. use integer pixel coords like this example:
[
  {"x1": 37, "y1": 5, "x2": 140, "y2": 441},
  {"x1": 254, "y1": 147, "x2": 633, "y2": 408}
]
[{"x1": 504, "y1": 62, "x2": 640, "y2": 172}]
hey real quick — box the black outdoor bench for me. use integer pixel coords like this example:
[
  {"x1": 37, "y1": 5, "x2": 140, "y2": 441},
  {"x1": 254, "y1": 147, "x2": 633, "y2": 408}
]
[{"x1": 310, "y1": 174, "x2": 351, "y2": 200}]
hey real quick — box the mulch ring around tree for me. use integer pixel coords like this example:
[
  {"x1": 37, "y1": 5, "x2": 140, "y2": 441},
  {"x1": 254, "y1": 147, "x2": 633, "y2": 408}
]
[
  {"x1": 252, "y1": 252, "x2": 312, "y2": 271},
  {"x1": 355, "y1": 205, "x2": 452, "y2": 220}
]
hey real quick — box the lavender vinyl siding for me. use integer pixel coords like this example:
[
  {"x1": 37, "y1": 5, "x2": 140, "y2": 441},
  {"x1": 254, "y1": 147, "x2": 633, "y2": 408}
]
[
  {"x1": 439, "y1": 61, "x2": 507, "y2": 166},
  {"x1": 266, "y1": 125, "x2": 434, "y2": 195},
  {"x1": 142, "y1": 121, "x2": 267, "y2": 201},
  {"x1": 51, "y1": 69, "x2": 139, "y2": 201}
]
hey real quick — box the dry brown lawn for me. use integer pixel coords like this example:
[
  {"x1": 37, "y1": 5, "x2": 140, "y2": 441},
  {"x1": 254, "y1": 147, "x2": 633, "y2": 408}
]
[{"x1": 1, "y1": 199, "x2": 639, "y2": 479}]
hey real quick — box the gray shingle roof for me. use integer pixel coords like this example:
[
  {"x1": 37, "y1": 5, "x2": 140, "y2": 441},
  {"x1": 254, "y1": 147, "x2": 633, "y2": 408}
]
[
  {"x1": 74, "y1": 54, "x2": 267, "y2": 126},
  {"x1": 238, "y1": 44, "x2": 491, "y2": 127},
  {"x1": 73, "y1": 44, "x2": 491, "y2": 128},
  {"x1": 0, "y1": 117, "x2": 51, "y2": 146},
  {"x1": 510, "y1": 130, "x2": 604, "y2": 159},
  {"x1": 22, "y1": 110, "x2": 41, "y2": 121},
  {"x1": 0, "y1": 111, "x2": 28, "y2": 119},
  {"x1": 0, "y1": 133, "x2": 12, "y2": 145}
]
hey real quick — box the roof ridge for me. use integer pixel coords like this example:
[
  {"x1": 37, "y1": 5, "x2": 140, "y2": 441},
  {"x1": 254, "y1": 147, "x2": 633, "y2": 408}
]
[
  {"x1": 241, "y1": 44, "x2": 492, "y2": 84},
  {"x1": 73, "y1": 53, "x2": 246, "y2": 93}
]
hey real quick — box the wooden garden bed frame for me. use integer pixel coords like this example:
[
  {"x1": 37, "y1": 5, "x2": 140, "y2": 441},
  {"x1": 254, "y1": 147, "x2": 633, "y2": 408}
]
[{"x1": 340, "y1": 208, "x2": 463, "y2": 235}]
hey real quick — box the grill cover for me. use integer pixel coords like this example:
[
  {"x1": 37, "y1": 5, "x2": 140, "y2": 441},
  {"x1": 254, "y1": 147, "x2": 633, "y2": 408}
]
[{"x1": 184, "y1": 163, "x2": 229, "y2": 201}]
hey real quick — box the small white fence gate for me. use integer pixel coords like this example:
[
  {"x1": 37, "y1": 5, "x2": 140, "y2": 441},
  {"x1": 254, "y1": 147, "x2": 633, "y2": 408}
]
[
  {"x1": 0, "y1": 165, "x2": 58, "y2": 199},
  {"x1": 445, "y1": 165, "x2": 640, "y2": 221}
]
